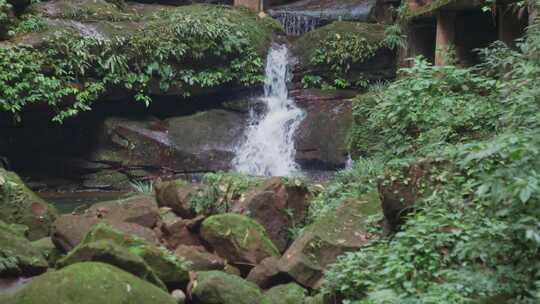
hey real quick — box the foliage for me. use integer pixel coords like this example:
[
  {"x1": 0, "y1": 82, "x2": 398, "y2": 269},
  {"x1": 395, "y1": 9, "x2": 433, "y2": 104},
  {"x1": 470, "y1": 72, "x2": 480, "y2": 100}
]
[
  {"x1": 320, "y1": 4, "x2": 540, "y2": 303},
  {"x1": 129, "y1": 180, "x2": 153, "y2": 194},
  {"x1": 189, "y1": 171, "x2": 262, "y2": 215},
  {"x1": 0, "y1": 5, "x2": 280, "y2": 122},
  {"x1": 296, "y1": 21, "x2": 394, "y2": 90}
]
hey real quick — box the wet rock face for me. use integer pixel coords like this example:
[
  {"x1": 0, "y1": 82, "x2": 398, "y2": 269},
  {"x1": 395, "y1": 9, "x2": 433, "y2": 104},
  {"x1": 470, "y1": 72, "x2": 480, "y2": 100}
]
[
  {"x1": 291, "y1": 89, "x2": 355, "y2": 170},
  {"x1": 89, "y1": 109, "x2": 246, "y2": 177}
]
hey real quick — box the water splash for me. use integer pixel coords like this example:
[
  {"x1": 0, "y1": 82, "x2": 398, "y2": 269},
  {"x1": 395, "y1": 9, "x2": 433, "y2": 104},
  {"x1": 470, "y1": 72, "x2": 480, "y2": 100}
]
[{"x1": 233, "y1": 45, "x2": 305, "y2": 176}]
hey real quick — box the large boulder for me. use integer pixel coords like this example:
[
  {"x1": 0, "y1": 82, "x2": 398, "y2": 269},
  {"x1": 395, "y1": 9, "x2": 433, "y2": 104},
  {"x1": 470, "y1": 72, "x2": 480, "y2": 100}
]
[
  {"x1": 3, "y1": 262, "x2": 177, "y2": 304},
  {"x1": 232, "y1": 177, "x2": 310, "y2": 252},
  {"x1": 200, "y1": 214, "x2": 280, "y2": 266},
  {"x1": 0, "y1": 168, "x2": 58, "y2": 240},
  {"x1": 246, "y1": 256, "x2": 286, "y2": 289},
  {"x1": 162, "y1": 217, "x2": 203, "y2": 249},
  {"x1": 52, "y1": 213, "x2": 158, "y2": 252},
  {"x1": 58, "y1": 223, "x2": 189, "y2": 289},
  {"x1": 279, "y1": 192, "x2": 381, "y2": 289},
  {"x1": 58, "y1": 239, "x2": 167, "y2": 289},
  {"x1": 0, "y1": 221, "x2": 48, "y2": 277},
  {"x1": 191, "y1": 270, "x2": 263, "y2": 304},
  {"x1": 261, "y1": 283, "x2": 307, "y2": 304},
  {"x1": 87, "y1": 194, "x2": 161, "y2": 228},
  {"x1": 30, "y1": 237, "x2": 62, "y2": 266},
  {"x1": 154, "y1": 180, "x2": 199, "y2": 219},
  {"x1": 89, "y1": 110, "x2": 246, "y2": 175},
  {"x1": 291, "y1": 89, "x2": 355, "y2": 169},
  {"x1": 174, "y1": 245, "x2": 225, "y2": 271}
]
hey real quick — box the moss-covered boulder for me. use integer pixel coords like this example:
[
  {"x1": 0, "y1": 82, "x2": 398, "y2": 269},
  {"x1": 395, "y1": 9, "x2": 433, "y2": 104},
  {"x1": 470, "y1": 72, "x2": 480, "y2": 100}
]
[
  {"x1": 279, "y1": 192, "x2": 382, "y2": 289},
  {"x1": 0, "y1": 168, "x2": 58, "y2": 240},
  {"x1": 31, "y1": 237, "x2": 62, "y2": 266},
  {"x1": 261, "y1": 283, "x2": 307, "y2": 304},
  {"x1": 155, "y1": 180, "x2": 198, "y2": 219},
  {"x1": 174, "y1": 245, "x2": 224, "y2": 271},
  {"x1": 4, "y1": 262, "x2": 177, "y2": 304},
  {"x1": 232, "y1": 177, "x2": 311, "y2": 252},
  {"x1": 200, "y1": 214, "x2": 280, "y2": 265},
  {"x1": 57, "y1": 239, "x2": 166, "y2": 289},
  {"x1": 191, "y1": 270, "x2": 263, "y2": 304},
  {"x1": 291, "y1": 21, "x2": 395, "y2": 90},
  {"x1": 87, "y1": 194, "x2": 161, "y2": 228},
  {"x1": 0, "y1": 221, "x2": 48, "y2": 277},
  {"x1": 58, "y1": 223, "x2": 189, "y2": 289}
]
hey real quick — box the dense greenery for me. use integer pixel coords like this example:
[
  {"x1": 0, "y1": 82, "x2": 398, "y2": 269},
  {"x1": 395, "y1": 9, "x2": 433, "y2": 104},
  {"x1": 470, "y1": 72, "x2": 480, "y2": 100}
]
[
  {"x1": 314, "y1": 6, "x2": 540, "y2": 303},
  {"x1": 298, "y1": 22, "x2": 404, "y2": 90},
  {"x1": 0, "y1": 4, "x2": 280, "y2": 122}
]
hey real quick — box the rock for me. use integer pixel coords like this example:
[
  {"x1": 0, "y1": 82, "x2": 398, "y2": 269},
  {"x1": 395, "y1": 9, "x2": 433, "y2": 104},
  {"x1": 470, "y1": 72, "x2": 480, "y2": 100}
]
[
  {"x1": 52, "y1": 213, "x2": 158, "y2": 252},
  {"x1": 90, "y1": 110, "x2": 246, "y2": 175},
  {"x1": 223, "y1": 264, "x2": 242, "y2": 277},
  {"x1": 58, "y1": 223, "x2": 189, "y2": 289},
  {"x1": 246, "y1": 256, "x2": 286, "y2": 289},
  {"x1": 0, "y1": 168, "x2": 58, "y2": 240},
  {"x1": 200, "y1": 214, "x2": 280, "y2": 266},
  {"x1": 290, "y1": 21, "x2": 395, "y2": 86},
  {"x1": 291, "y1": 89, "x2": 355, "y2": 169},
  {"x1": 378, "y1": 160, "x2": 432, "y2": 232},
  {"x1": 261, "y1": 283, "x2": 307, "y2": 304},
  {"x1": 58, "y1": 239, "x2": 166, "y2": 289},
  {"x1": 154, "y1": 180, "x2": 198, "y2": 219},
  {"x1": 174, "y1": 245, "x2": 225, "y2": 271},
  {"x1": 279, "y1": 193, "x2": 381, "y2": 289},
  {"x1": 191, "y1": 271, "x2": 263, "y2": 304},
  {"x1": 171, "y1": 289, "x2": 186, "y2": 304},
  {"x1": 81, "y1": 170, "x2": 131, "y2": 190},
  {"x1": 3, "y1": 262, "x2": 177, "y2": 304},
  {"x1": 162, "y1": 218, "x2": 202, "y2": 249},
  {"x1": 233, "y1": 177, "x2": 310, "y2": 252},
  {"x1": 87, "y1": 194, "x2": 161, "y2": 229},
  {"x1": 0, "y1": 221, "x2": 48, "y2": 277},
  {"x1": 31, "y1": 237, "x2": 62, "y2": 266}
]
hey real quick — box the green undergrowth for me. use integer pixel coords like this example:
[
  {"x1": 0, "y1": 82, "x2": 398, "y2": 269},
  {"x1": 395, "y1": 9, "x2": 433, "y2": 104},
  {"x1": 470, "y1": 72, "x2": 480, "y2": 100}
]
[
  {"x1": 296, "y1": 22, "x2": 404, "y2": 90},
  {"x1": 0, "y1": 4, "x2": 281, "y2": 123},
  {"x1": 314, "y1": 6, "x2": 540, "y2": 303}
]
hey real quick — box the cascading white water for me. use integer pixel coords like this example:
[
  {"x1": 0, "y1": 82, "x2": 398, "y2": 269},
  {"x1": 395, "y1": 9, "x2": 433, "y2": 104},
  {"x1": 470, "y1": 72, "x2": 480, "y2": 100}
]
[
  {"x1": 275, "y1": 12, "x2": 320, "y2": 36},
  {"x1": 233, "y1": 45, "x2": 304, "y2": 177}
]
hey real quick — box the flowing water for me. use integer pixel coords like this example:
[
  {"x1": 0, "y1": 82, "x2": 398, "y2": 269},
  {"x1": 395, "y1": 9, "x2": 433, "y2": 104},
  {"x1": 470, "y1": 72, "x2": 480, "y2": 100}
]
[
  {"x1": 274, "y1": 12, "x2": 320, "y2": 36},
  {"x1": 233, "y1": 45, "x2": 305, "y2": 176}
]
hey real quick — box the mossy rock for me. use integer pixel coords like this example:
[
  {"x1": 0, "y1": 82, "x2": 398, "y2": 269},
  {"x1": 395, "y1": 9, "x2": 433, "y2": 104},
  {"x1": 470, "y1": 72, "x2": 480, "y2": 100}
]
[
  {"x1": 261, "y1": 283, "x2": 307, "y2": 304},
  {"x1": 57, "y1": 239, "x2": 166, "y2": 289},
  {"x1": 192, "y1": 270, "x2": 263, "y2": 304},
  {"x1": 0, "y1": 168, "x2": 58, "y2": 240},
  {"x1": 0, "y1": 221, "x2": 48, "y2": 277},
  {"x1": 31, "y1": 237, "x2": 63, "y2": 266},
  {"x1": 200, "y1": 213, "x2": 280, "y2": 265},
  {"x1": 59, "y1": 223, "x2": 189, "y2": 289},
  {"x1": 279, "y1": 192, "x2": 382, "y2": 289},
  {"x1": 291, "y1": 21, "x2": 386, "y2": 68},
  {"x1": 4, "y1": 262, "x2": 177, "y2": 304}
]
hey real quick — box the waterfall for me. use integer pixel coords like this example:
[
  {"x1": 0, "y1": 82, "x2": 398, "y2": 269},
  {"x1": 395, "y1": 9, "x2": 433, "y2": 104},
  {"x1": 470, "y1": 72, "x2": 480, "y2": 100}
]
[
  {"x1": 233, "y1": 45, "x2": 305, "y2": 177},
  {"x1": 274, "y1": 12, "x2": 320, "y2": 36}
]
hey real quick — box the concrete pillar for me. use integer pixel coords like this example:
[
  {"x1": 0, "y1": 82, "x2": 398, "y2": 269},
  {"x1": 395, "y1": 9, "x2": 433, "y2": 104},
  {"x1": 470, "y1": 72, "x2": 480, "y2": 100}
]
[
  {"x1": 234, "y1": 0, "x2": 263, "y2": 12},
  {"x1": 434, "y1": 10, "x2": 456, "y2": 66}
]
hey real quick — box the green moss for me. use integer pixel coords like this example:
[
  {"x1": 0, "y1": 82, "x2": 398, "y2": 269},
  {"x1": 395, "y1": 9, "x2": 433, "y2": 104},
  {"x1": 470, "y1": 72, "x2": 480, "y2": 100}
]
[
  {"x1": 399, "y1": 0, "x2": 455, "y2": 21},
  {"x1": 4, "y1": 262, "x2": 177, "y2": 304},
  {"x1": 261, "y1": 283, "x2": 307, "y2": 304},
  {"x1": 202, "y1": 214, "x2": 280, "y2": 257},
  {"x1": 0, "y1": 168, "x2": 58, "y2": 240},
  {"x1": 192, "y1": 270, "x2": 263, "y2": 304},
  {"x1": 66, "y1": 223, "x2": 189, "y2": 287},
  {"x1": 0, "y1": 222, "x2": 48, "y2": 276},
  {"x1": 31, "y1": 237, "x2": 63, "y2": 266}
]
